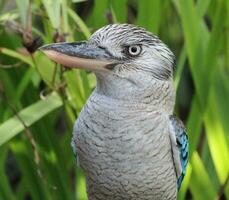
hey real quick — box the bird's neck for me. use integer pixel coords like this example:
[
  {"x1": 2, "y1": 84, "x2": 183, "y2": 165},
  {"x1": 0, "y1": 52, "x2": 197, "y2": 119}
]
[{"x1": 94, "y1": 79, "x2": 175, "y2": 114}]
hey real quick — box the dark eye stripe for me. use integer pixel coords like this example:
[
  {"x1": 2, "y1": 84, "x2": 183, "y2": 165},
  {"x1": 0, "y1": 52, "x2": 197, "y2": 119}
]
[
  {"x1": 98, "y1": 45, "x2": 106, "y2": 50},
  {"x1": 97, "y1": 45, "x2": 115, "y2": 59}
]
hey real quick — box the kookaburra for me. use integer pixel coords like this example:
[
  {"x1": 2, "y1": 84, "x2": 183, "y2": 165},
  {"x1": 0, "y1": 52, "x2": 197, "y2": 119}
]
[{"x1": 40, "y1": 24, "x2": 188, "y2": 200}]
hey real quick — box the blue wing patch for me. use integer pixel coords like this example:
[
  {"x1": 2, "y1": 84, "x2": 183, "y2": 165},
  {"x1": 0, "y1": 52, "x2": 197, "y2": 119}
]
[{"x1": 169, "y1": 115, "x2": 189, "y2": 190}]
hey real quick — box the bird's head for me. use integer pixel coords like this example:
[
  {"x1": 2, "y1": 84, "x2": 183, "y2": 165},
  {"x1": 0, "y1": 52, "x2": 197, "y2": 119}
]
[{"x1": 40, "y1": 24, "x2": 176, "y2": 112}]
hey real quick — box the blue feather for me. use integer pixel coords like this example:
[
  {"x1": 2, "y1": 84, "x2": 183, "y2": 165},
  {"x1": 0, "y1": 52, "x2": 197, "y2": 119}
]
[
  {"x1": 177, "y1": 132, "x2": 188, "y2": 189},
  {"x1": 169, "y1": 115, "x2": 189, "y2": 190}
]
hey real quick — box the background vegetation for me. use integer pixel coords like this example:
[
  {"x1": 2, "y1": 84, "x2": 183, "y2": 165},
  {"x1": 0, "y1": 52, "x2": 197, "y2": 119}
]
[{"x1": 0, "y1": 0, "x2": 228, "y2": 199}]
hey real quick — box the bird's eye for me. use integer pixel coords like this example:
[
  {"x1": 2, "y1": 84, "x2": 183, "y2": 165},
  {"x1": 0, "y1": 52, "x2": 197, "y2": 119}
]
[{"x1": 128, "y1": 45, "x2": 142, "y2": 56}]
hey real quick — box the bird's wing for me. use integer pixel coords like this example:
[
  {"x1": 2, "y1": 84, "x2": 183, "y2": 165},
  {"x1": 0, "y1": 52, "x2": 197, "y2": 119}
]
[{"x1": 169, "y1": 115, "x2": 189, "y2": 189}]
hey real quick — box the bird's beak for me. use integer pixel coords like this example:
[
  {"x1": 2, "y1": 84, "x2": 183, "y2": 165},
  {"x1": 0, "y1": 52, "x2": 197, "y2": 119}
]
[{"x1": 39, "y1": 41, "x2": 116, "y2": 71}]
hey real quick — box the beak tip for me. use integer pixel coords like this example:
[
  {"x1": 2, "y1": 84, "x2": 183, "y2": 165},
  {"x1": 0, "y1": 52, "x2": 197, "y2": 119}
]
[
  {"x1": 38, "y1": 44, "x2": 50, "y2": 52},
  {"x1": 38, "y1": 46, "x2": 43, "y2": 51}
]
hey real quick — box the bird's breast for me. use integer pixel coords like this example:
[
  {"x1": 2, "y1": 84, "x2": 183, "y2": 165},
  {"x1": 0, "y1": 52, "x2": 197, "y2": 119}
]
[{"x1": 72, "y1": 93, "x2": 177, "y2": 199}]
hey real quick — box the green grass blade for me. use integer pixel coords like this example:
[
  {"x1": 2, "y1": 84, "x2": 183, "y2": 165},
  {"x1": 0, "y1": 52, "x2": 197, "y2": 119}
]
[
  {"x1": 34, "y1": 52, "x2": 58, "y2": 86},
  {"x1": 0, "y1": 48, "x2": 34, "y2": 67},
  {"x1": 72, "y1": 0, "x2": 87, "y2": 2},
  {"x1": 15, "y1": 0, "x2": 29, "y2": 27},
  {"x1": 204, "y1": 71, "x2": 229, "y2": 183},
  {"x1": 137, "y1": 0, "x2": 162, "y2": 34},
  {"x1": 174, "y1": 46, "x2": 186, "y2": 90},
  {"x1": 41, "y1": 0, "x2": 61, "y2": 29},
  {"x1": 0, "y1": 146, "x2": 16, "y2": 200},
  {"x1": 0, "y1": 93, "x2": 62, "y2": 146},
  {"x1": 186, "y1": 96, "x2": 202, "y2": 155},
  {"x1": 178, "y1": 164, "x2": 191, "y2": 200},
  {"x1": 76, "y1": 168, "x2": 87, "y2": 200},
  {"x1": 15, "y1": 68, "x2": 37, "y2": 101},
  {"x1": 68, "y1": 8, "x2": 91, "y2": 39},
  {"x1": 10, "y1": 141, "x2": 51, "y2": 200},
  {"x1": 190, "y1": 152, "x2": 217, "y2": 200},
  {"x1": 196, "y1": 0, "x2": 211, "y2": 17},
  {"x1": 80, "y1": 71, "x2": 92, "y2": 99},
  {"x1": 110, "y1": 0, "x2": 127, "y2": 23},
  {"x1": 86, "y1": 0, "x2": 108, "y2": 28},
  {"x1": 226, "y1": 0, "x2": 229, "y2": 70}
]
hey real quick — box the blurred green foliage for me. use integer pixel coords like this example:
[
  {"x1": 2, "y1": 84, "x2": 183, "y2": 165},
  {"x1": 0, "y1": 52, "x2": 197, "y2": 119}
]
[{"x1": 0, "y1": 0, "x2": 229, "y2": 199}]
